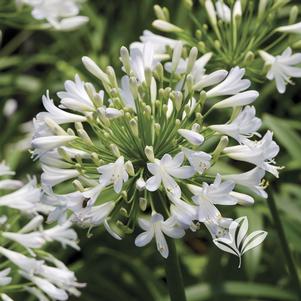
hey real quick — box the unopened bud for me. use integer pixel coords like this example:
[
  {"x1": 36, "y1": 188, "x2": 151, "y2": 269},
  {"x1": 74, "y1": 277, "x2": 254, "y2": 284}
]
[
  {"x1": 139, "y1": 197, "x2": 148, "y2": 211},
  {"x1": 186, "y1": 47, "x2": 198, "y2": 73},
  {"x1": 82, "y1": 56, "x2": 110, "y2": 85},
  {"x1": 120, "y1": 46, "x2": 131, "y2": 74},
  {"x1": 136, "y1": 178, "x2": 146, "y2": 191},
  {"x1": 125, "y1": 161, "x2": 135, "y2": 176},
  {"x1": 110, "y1": 144, "x2": 121, "y2": 157},
  {"x1": 73, "y1": 179, "x2": 85, "y2": 192},
  {"x1": 145, "y1": 146, "x2": 155, "y2": 162}
]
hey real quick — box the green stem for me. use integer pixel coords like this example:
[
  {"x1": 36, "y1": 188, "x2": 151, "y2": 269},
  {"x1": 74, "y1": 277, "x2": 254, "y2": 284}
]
[
  {"x1": 165, "y1": 238, "x2": 187, "y2": 301},
  {"x1": 267, "y1": 190, "x2": 301, "y2": 298},
  {"x1": 155, "y1": 192, "x2": 187, "y2": 301}
]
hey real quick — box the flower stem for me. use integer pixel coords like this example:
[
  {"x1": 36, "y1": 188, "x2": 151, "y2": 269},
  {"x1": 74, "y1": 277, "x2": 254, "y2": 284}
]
[
  {"x1": 165, "y1": 237, "x2": 187, "y2": 301},
  {"x1": 267, "y1": 190, "x2": 301, "y2": 298}
]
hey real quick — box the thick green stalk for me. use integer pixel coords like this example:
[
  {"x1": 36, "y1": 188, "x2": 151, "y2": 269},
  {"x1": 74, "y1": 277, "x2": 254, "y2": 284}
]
[
  {"x1": 165, "y1": 238, "x2": 187, "y2": 301},
  {"x1": 267, "y1": 190, "x2": 301, "y2": 298}
]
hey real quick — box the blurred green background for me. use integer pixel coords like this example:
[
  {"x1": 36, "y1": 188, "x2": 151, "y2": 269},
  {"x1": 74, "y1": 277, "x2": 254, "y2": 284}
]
[{"x1": 0, "y1": 0, "x2": 300, "y2": 300}]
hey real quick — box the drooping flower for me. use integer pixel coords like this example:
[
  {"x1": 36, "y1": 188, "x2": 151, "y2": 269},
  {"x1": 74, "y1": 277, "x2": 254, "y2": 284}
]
[{"x1": 135, "y1": 212, "x2": 185, "y2": 258}]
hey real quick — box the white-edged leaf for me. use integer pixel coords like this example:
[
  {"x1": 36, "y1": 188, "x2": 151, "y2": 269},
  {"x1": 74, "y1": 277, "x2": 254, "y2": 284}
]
[
  {"x1": 241, "y1": 231, "x2": 268, "y2": 254},
  {"x1": 213, "y1": 239, "x2": 239, "y2": 256},
  {"x1": 236, "y1": 216, "x2": 248, "y2": 249}
]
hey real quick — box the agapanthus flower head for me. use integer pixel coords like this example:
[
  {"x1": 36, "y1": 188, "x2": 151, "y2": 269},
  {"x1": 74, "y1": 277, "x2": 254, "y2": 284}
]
[
  {"x1": 18, "y1": 0, "x2": 89, "y2": 30},
  {"x1": 31, "y1": 43, "x2": 279, "y2": 260},
  {"x1": 0, "y1": 162, "x2": 84, "y2": 300},
  {"x1": 147, "y1": 1, "x2": 301, "y2": 92}
]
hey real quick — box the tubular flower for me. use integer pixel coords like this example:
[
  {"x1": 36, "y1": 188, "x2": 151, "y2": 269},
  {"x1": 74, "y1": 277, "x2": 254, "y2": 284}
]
[
  {"x1": 145, "y1": 1, "x2": 301, "y2": 91},
  {"x1": 18, "y1": 0, "x2": 88, "y2": 30},
  {"x1": 31, "y1": 44, "x2": 279, "y2": 259},
  {"x1": 0, "y1": 162, "x2": 84, "y2": 300}
]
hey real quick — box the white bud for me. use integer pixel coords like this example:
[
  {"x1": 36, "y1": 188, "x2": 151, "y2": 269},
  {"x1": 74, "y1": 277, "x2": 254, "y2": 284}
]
[{"x1": 145, "y1": 146, "x2": 155, "y2": 162}]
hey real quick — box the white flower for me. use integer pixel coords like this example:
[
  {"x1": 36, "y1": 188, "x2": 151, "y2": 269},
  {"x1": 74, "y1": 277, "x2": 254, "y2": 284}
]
[
  {"x1": 131, "y1": 30, "x2": 179, "y2": 55},
  {"x1": 72, "y1": 201, "x2": 115, "y2": 227},
  {"x1": 97, "y1": 156, "x2": 129, "y2": 194},
  {"x1": 213, "y1": 90, "x2": 259, "y2": 109},
  {"x1": 146, "y1": 153, "x2": 195, "y2": 197},
  {"x1": 169, "y1": 197, "x2": 197, "y2": 229},
  {"x1": 0, "y1": 247, "x2": 43, "y2": 274},
  {"x1": 209, "y1": 106, "x2": 262, "y2": 143},
  {"x1": 32, "y1": 135, "x2": 77, "y2": 153},
  {"x1": 41, "y1": 165, "x2": 80, "y2": 187},
  {"x1": 2, "y1": 232, "x2": 45, "y2": 249},
  {"x1": 178, "y1": 129, "x2": 204, "y2": 145},
  {"x1": 120, "y1": 76, "x2": 136, "y2": 110},
  {"x1": 0, "y1": 178, "x2": 40, "y2": 213},
  {"x1": 27, "y1": 0, "x2": 88, "y2": 31},
  {"x1": 206, "y1": 67, "x2": 250, "y2": 97},
  {"x1": 215, "y1": 0, "x2": 231, "y2": 22},
  {"x1": 57, "y1": 75, "x2": 103, "y2": 112},
  {"x1": 277, "y1": 21, "x2": 301, "y2": 34},
  {"x1": 188, "y1": 174, "x2": 237, "y2": 222},
  {"x1": 224, "y1": 131, "x2": 280, "y2": 177},
  {"x1": 182, "y1": 147, "x2": 211, "y2": 174},
  {"x1": 259, "y1": 48, "x2": 301, "y2": 94},
  {"x1": 205, "y1": 216, "x2": 233, "y2": 239},
  {"x1": 0, "y1": 269, "x2": 11, "y2": 286},
  {"x1": 37, "y1": 91, "x2": 87, "y2": 125},
  {"x1": 223, "y1": 167, "x2": 268, "y2": 198},
  {"x1": 135, "y1": 212, "x2": 185, "y2": 258},
  {"x1": 128, "y1": 43, "x2": 159, "y2": 83},
  {"x1": 42, "y1": 221, "x2": 79, "y2": 250},
  {"x1": 22, "y1": 273, "x2": 68, "y2": 301},
  {"x1": 0, "y1": 179, "x2": 23, "y2": 190}
]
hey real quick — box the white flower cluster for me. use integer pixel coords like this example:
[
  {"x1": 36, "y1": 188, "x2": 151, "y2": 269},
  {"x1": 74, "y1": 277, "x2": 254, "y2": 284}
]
[
  {"x1": 18, "y1": 0, "x2": 88, "y2": 30},
  {"x1": 0, "y1": 162, "x2": 84, "y2": 301},
  {"x1": 31, "y1": 40, "x2": 280, "y2": 259},
  {"x1": 150, "y1": 1, "x2": 301, "y2": 94}
]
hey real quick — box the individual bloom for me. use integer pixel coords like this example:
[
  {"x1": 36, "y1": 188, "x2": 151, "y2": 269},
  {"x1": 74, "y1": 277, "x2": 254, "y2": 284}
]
[
  {"x1": 72, "y1": 201, "x2": 115, "y2": 228},
  {"x1": 128, "y1": 43, "x2": 159, "y2": 83},
  {"x1": 146, "y1": 153, "x2": 195, "y2": 197},
  {"x1": 169, "y1": 197, "x2": 197, "y2": 229},
  {"x1": 21, "y1": 273, "x2": 68, "y2": 301},
  {"x1": 131, "y1": 30, "x2": 179, "y2": 55},
  {"x1": 223, "y1": 131, "x2": 280, "y2": 177},
  {"x1": 42, "y1": 221, "x2": 79, "y2": 250},
  {"x1": 0, "y1": 247, "x2": 43, "y2": 274},
  {"x1": 37, "y1": 91, "x2": 87, "y2": 124},
  {"x1": 57, "y1": 75, "x2": 103, "y2": 112},
  {"x1": 0, "y1": 269, "x2": 12, "y2": 286},
  {"x1": 32, "y1": 135, "x2": 77, "y2": 155},
  {"x1": 135, "y1": 212, "x2": 185, "y2": 258},
  {"x1": 97, "y1": 156, "x2": 129, "y2": 194},
  {"x1": 178, "y1": 129, "x2": 204, "y2": 145},
  {"x1": 182, "y1": 147, "x2": 211, "y2": 174},
  {"x1": 206, "y1": 67, "x2": 250, "y2": 97},
  {"x1": 209, "y1": 106, "x2": 262, "y2": 143},
  {"x1": 0, "y1": 178, "x2": 40, "y2": 212},
  {"x1": 215, "y1": 0, "x2": 231, "y2": 22},
  {"x1": 41, "y1": 165, "x2": 80, "y2": 187},
  {"x1": 29, "y1": 0, "x2": 88, "y2": 31},
  {"x1": 44, "y1": 190, "x2": 86, "y2": 224},
  {"x1": 223, "y1": 167, "x2": 268, "y2": 198},
  {"x1": 38, "y1": 264, "x2": 85, "y2": 295},
  {"x1": 276, "y1": 21, "x2": 301, "y2": 34},
  {"x1": 0, "y1": 179, "x2": 23, "y2": 190},
  {"x1": 259, "y1": 48, "x2": 301, "y2": 94},
  {"x1": 213, "y1": 90, "x2": 259, "y2": 109},
  {"x1": 120, "y1": 76, "x2": 136, "y2": 110},
  {"x1": 188, "y1": 174, "x2": 237, "y2": 222},
  {"x1": 1, "y1": 232, "x2": 45, "y2": 249}
]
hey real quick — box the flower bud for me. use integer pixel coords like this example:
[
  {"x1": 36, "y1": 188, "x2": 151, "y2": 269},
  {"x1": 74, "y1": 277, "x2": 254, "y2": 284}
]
[
  {"x1": 145, "y1": 146, "x2": 155, "y2": 162},
  {"x1": 120, "y1": 46, "x2": 131, "y2": 74},
  {"x1": 152, "y1": 20, "x2": 183, "y2": 33},
  {"x1": 110, "y1": 144, "x2": 121, "y2": 157},
  {"x1": 139, "y1": 197, "x2": 148, "y2": 211},
  {"x1": 82, "y1": 56, "x2": 110, "y2": 85},
  {"x1": 136, "y1": 178, "x2": 146, "y2": 191},
  {"x1": 125, "y1": 161, "x2": 135, "y2": 176}
]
